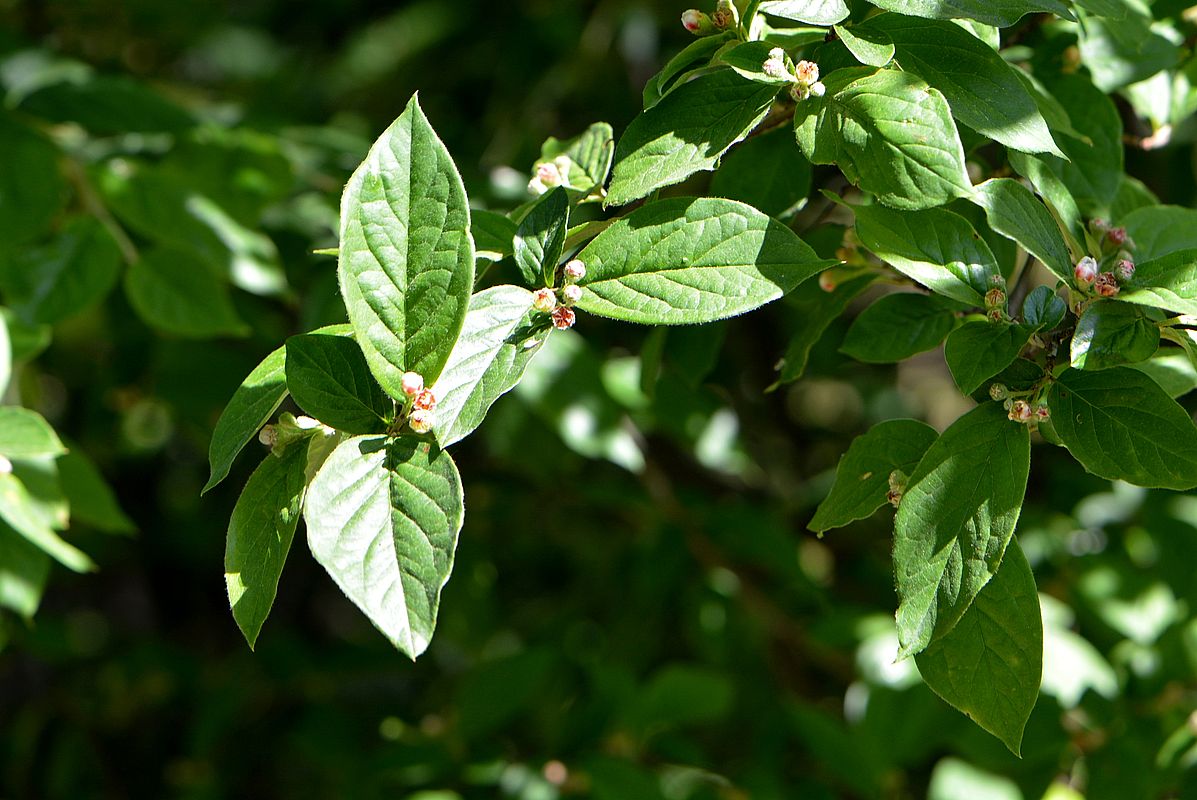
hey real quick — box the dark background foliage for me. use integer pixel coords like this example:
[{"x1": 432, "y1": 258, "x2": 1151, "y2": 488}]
[{"x1": 1, "y1": 1, "x2": 1196, "y2": 798}]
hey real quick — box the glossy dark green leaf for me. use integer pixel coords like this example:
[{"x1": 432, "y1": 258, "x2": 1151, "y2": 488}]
[
  {"x1": 124, "y1": 247, "x2": 250, "y2": 338},
  {"x1": 575, "y1": 197, "x2": 833, "y2": 325},
  {"x1": 709, "y1": 128, "x2": 812, "y2": 218},
  {"x1": 305, "y1": 436, "x2": 464, "y2": 659},
  {"x1": 1034, "y1": 74, "x2": 1124, "y2": 214},
  {"x1": 1048, "y1": 367, "x2": 1197, "y2": 490},
  {"x1": 1022, "y1": 286, "x2": 1066, "y2": 331},
  {"x1": 795, "y1": 67, "x2": 971, "y2": 211},
  {"x1": 944, "y1": 320, "x2": 1036, "y2": 395},
  {"x1": 225, "y1": 443, "x2": 308, "y2": 649},
  {"x1": 0, "y1": 218, "x2": 122, "y2": 325},
  {"x1": 841, "y1": 293, "x2": 959, "y2": 363},
  {"x1": 867, "y1": 0, "x2": 1072, "y2": 26},
  {"x1": 1071, "y1": 301, "x2": 1159, "y2": 370},
  {"x1": 722, "y1": 42, "x2": 798, "y2": 86},
  {"x1": 514, "y1": 187, "x2": 569, "y2": 287},
  {"x1": 1117, "y1": 249, "x2": 1197, "y2": 316},
  {"x1": 607, "y1": 69, "x2": 779, "y2": 207},
  {"x1": 338, "y1": 94, "x2": 474, "y2": 396},
  {"x1": 285, "y1": 333, "x2": 392, "y2": 434},
  {"x1": 471, "y1": 210, "x2": 517, "y2": 261},
  {"x1": 971, "y1": 178, "x2": 1073, "y2": 280},
  {"x1": 852, "y1": 203, "x2": 999, "y2": 305},
  {"x1": 915, "y1": 540, "x2": 1042, "y2": 756},
  {"x1": 1122, "y1": 205, "x2": 1197, "y2": 260},
  {"x1": 894, "y1": 402, "x2": 1031, "y2": 656},
  {"x1": 809, "y1": 419, "x2": 938, "y2": 532}
]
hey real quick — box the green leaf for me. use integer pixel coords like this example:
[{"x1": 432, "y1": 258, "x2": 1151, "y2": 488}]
[
  {"x1": 1007, "y1": 151, "x2": 1085, "y2": 245},
  {"x1": 58, "y1": 449, "x2": 135, "y2": 534},
  {"x1": 1115, "y1": 249, "x2": 1197, "y2": 316},
  {"x1": 285, "y1": 333, "x2": 392, "y2": 434},
  {"x1": 866, "y1": 0, "x2": 1072, "y2": 26},
  {"x1": 607, "y1": 69, "x2": 779, "y2": 207},
  {"x1": 539, "y1": 121, "x2": 615, "y2": 194},
  {"x1": 0, "y1": 311, "x2": 9, "y2": 398},
  {"x1": 225, "y1": 442, "x2": 308, "y2": 648},
  {"x1": 21, "y1": 75, "x2": 194, "y2": 135},
  {"x1": 1022, "y1": 285, "x2": 1066, "y2": 331},
  {"x1": 575, "y1": 197, "x2": 833, "y2": 325},
  {"x1": 0, "y1": 115, "x2": 66, "y2": 246},
  {"x1": 971, "y1": 178, "x2": 1073, "y2": 280},
  {"x1": 0, "y1": 520, "x2": 51, "y2": 618},
  {"x1": 722, "y1": 42, "x2": 798, "y2": 85},
  {"x1": 642, "y1": 34, "x2": 734, "y2": 109},
  {"x1": 203, "y1": 324, "x2": 352, "y2": 495},
  {"x1": 757, "y1": 0, "x2": 849, "y2": 24},
  {"x1": 1132, "y1": 351, "x2": 1197, "y2": 399},
  {"x1": 1122, "y1": 205, "x2": 1197, "y2": 261},
  {"x1": 0, "y1": 407, "x2": 66, "y2": 459},
  {"x1": 124, "y1": 246, "x2": 250, "y2": 338},
  {"x1": 1033, "y1": 74, "x2": 1124, "y2": 214},
  {"x1": 1071, "y1": 301, "x2": 1159, "y2": 370},
  {"x1": 0, "y1": 473, "x2": 95, "y2": 573},
  {"x1": 894, "y1": 402, "x2": 1031, "y2": 656},
  {"x1": 305, "y1": 435, "x2": 464, "y2": 659},
  {"x1": 772, "y1": 272, "x2": 878, "y2": 386},
  {"x1": 471, "y1": 209, "x2": 517, "y2": 261},
  {"x1": 0, "y1": 218, "x2": 123, "y2": 325},
  {"x1": 513, "y1": 187, "x2": 569, "y2": 287},
  {"x1": 1077, "y1": 8, "x2": 1180, "y2": 92},
  {"x1": 944, "y1": 321, "x2": 1036, "y2": 395},
  {"x1": 432, "y1": 286, "x2": 549, "y2": 448},
  {"x1": 794, "y1": 68, "x2": 972, "y2": 211},
  {"x1": 1048, "y1": 367, "x2": 1197, "y2": 490},
  {"x1": 809, "y1": 419, "x2": 938, "y2": 532},
  {"x1": 338, "y1": 94, "x2": 475, "y2": 396},
  {"x1": 833, "y1": 23, "x2": 895, "y2": 68},
  {"x1": 709, "y1": 129, "x2": 812, "y2": 219},
  {"x1": 869, "y1": 14, "x2": 1062, "y2": 157},
  {"x1": 915, "y1": 541, "x2": 1042, "y2": 756},
  {"x1": 841, "y1": 293, "x2": 959, "y2": 363},
  {"x1": 852, "y1": 203, "x2": 999, "y2": 305}
]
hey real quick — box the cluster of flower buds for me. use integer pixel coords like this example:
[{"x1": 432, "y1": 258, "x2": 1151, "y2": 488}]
[
  {"x1": 401, "y1": 371, "x2": 437, "y2": 434},
  {"x1": 1004, "y1": 397, "x2": 1049, "y2": 425},
  {"x1": 984, "y1": 279, "x2": 1007, "y2": 322},
  {"x1": 259, "y1": 413, "x2": 324, "y2": 454},
  {"x1": 759, "y1": 47, "x2": 826, "y2": 102},
  {"x1": 682, "y1": 0, "x2": 737, "y2": 34},
  {"x1": 1073, "y1": 252, "x2": 1135, "y2": 299},
  {"x1": 886, "y1": 469, "x2": 907, "y2": 508},
  {"x1": 531, "y1": 259, "x2": 586, "y2": 330},
  {"x1": 528, "y1": 155, "x2": 573, "y2": 195}
]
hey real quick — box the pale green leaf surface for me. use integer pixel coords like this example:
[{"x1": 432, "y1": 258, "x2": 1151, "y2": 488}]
[
  {"x1": 0, "y1": 473, "x2": 94, "y2": 572},
  {"x1": 1034, "y1": 74, "x2": 1124, "y2": 214},
  {"x1": 971, "y1": 178, "x2": 1073, "y2": 280},
  {"x1": 539, "y1": 121, "x2": 615, "y2": 192},
  {"x1": 834, "y1": 23, "x2": 895, "y2": 67},
  {"x1": 1071, "y1": 301, "x2": 1159, "y2": 370},
  {"x1": 0, "y1": 407, "x2": 65, "y2": 458},
  {"x1": 758, "y1": 0, "x2": 849, "y2": 24},
  {"x1": 1122, "y1": 205, "x2": 1197, "y2": 261},
  {"x1": 1131, "y1": 351, "x2": 1197, "y2": 398},
  {"x1": 1116, "y1": 249, "x2": 1197, "y2": 316},
  {"x1": 0, "y1": 311, "x2": 9, "y2": 398}
]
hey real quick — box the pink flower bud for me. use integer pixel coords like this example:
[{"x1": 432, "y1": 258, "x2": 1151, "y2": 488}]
[
  {"x1": 1035, "y1": 406, "x2": 1050, "y2": 421},
  {"x1": 1008, "y1": 400, "x2": 1033, "y2": 423},
  {"x1": 533, "y1": 287, "x2": 557, "y2": 313},
  {"x1": 551, "y1": 306, "x2": 576, "y2": 330},
  {"x1": 1089, "y1": 218, "x2": 1109, "y2": 234},
  {"x1": 561, "y1": 284, "x2": 583, "y2": 305},
  {"x1": 1116, "y1": 258, "x2": 1135, "y2": 281},
  {"x1": 413, "y1": 388, "x2": 437, "y2": 411},
  {"x1": 408, "y1": 409, "x2": 434, "y2": 435},
  {"x1": 818, "y1": 271, "x2": 837, "y2": 292},
  {"x1": 1106, "y1": 227, "x2": 1128, "y2": 246},
  {"x1": 762, "y1": 48, "x2": 791, "y2": 80},
  {"x1": 790, "y1": 83, "x2": 811, "y2": 102},
  {"x1": 681, "y1": 8, "x2": 703, "y2": 31},
  {"x1": 1074, "y1": 256, "x2": 1098, "y2": 285},
  {"x1": 794, "y1": 60, "x2": 820, "y2": 85},
  {"x1": 564, "y1": 259, "x2": 586, "y2": 280},
  {"x1": 401, "y1": 371, "x2": 424, "y2": 397},
  {"x1": 985, "y1": 288, "x2": 1006, "y2": 308},
  {"x1": 990, "y1": 274, "x2": 1005, "y2": 286},
  {"x1": 987, "y1": 308, "x2": 1004, "y2": 323}
]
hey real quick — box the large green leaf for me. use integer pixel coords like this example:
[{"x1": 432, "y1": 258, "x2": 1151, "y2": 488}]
[
  {"x1": 124, "y1": 246, "x2": 250, "y2": 338},
  {"x1": 943, "y1": 321, "x2": 1036, "y2": 395},
  {"x1": 574, "y1": 197, "x2": 832, "y2": 325},
  {"x1": 0, "y1": 407, "x2": 66, "y2": 459},
  {"x1": 709, "y1": 128, "x2": 812, "y2": 219},
  {"x1": 866, "y1": 0, "x2": 1072, "y2": 26},
  {"x1": 203, "y1": 324, "x2": 351, "y2": 495},
  {"x1": 1122, "y1": 205, "x2": 1197, "y2": 261},
  {"x1": 794, "y1": 68, "x2": 972, "y2": 211},
  {"x1": 833, "y1": 23, "x2": 895, "y2": 68},
  {"x1": 1116, "y1": 249, "x2": 1197, "y2": 316},
  {"x1": 840, "y1": 293, "x2": 959, "y2": 363},
  {"x1": 1035, "y1": 74, "x2": 1124, "y2": 214},
  {"x1": 971, "y1": 178, "x2": 1073, "y2": 280},
  {"x1": 513, "y1": 187, "x2": 569, "y2": 288},
  {"x1": 0, "y1": 473, "x2": 94, "y2": 573},
  {"x1": 1048, "y1": 367, "x2": 1197, "y2": 490},
  {"x1": 0, "y1": 518, "x2": 51, "y2": 618},
  {"x1": 1077, "y1": 7, "x2": 1180, "y2": 92},
  {"x1": 432, "y1": 286, "x2": 549, "y2": 448},
  {"x1": 305, "y1": 436, "x2": 464, "y2": 658},
  {"x1": 338, "y1": 94, "x2": 475, "y2": 396},
  {"x1": 915, "y1": 541, "x2": 1042, "y2": 756},
  {"x1": 894, "y1": 402, "x2": 1031, "y2": 657},
  {"x1": 0, "y1": 115, "x2": 66, "y2": 246},
  {"x1": 0, "y1": 218, "x2": 123, "y2": 324},
  {"x1": 809, "y1": 419, "x2": 938, "y2": 532},
  {"x1": 471, "y1": 210, "x2": 516, "y2": 262},
  {"x1": 852, "y1": 203, "x2": 999, "y2": 305},
  {"x1": 285, "y1": 333, "x2": 391, "y2": 435},
  {"x1": 870, "y1": 14, "x2": 1062, "y2": 157},
  {"x1": 1071, "y1": 301, "x2": 1159, "y2": 371},
  {"x1": 607, "y1": 69, "x2": 779, "y2": 207},
  {"x1": 757, "y1": 0, "x2": 849, "y2": 24},
  {"x1": 225, "y1": 442, "x2": 308, "y2": 648}
]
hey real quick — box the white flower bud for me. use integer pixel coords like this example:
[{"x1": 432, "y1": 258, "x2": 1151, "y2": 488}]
[
  {"x1": 762, "y1": 48, "x2": 791, "y2": 80},
  {"x1": 258, "y1": 425, "x2": 278, "y2": 447},
  {"x1": 1074, "y1": 256, "x2": 1098, "y2": 285},
  {"x1": 809, "y1": 81, "x2": 826, "y2": 98},
  {"x1": 564, "y1": 259, "x2": 586, "y2": 280},
  {"x1": 401, "y1": 371, "x2": 424, "y2": 397},
  {"x1": 533, "y1": 287, "x2": 557, "y2": 313},
  {"x1": 561, "y1": 284, "x2": 583, "y2": 305},
  {"x1": 794, "y1": 60, "x2": 820, "y2": 85},
  {"x1": 408, "y1": 409, "x2": 434, "y2": 435}
]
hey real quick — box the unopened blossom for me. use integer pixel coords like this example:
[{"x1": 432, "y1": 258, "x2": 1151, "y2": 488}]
[
  {"x1": 0, "y1": 455, "x2": 13, "y2": 475},
  {"x1": 794, "y1": 60, "x2": 819, "y2": 85},
  {"x1": 401, "y1": 371, "x2": 424, "y2": 397},
  {"x1": 408, "y1": 409, "x2": 434, "y2": 434},
  {"x1": 413, "y1": 388, "x2": 437, "y2": 411},
  {"x1": 1106, "y1": 226, "x2": 1129, "y2": 246},
  {"x1": 1116, "y1": 258, "x2": 1135, "y2": 281},
  {"x1": 528, "y1": 155, "x2": 572, "y2": 195},
  {"x1": 561, "y1": 284, "x2": 583, "y2": 305},
  {"x1": 1074, "y1": 256, "x2": 1098, "y2": 285},
  {"x1": 258, "y1": 425, "x2": 278, "y2": 447},
  {"x1": 532, "y1": 287, "x2": 557, "y2": 313},
  {"x1": 989, "y1": 383, "x2": 1008, "y2": 401},
  {"x1": 762, "y1": 48, "x2": 790, "y2": 80},
  {"x1": 818, "y1": 271, "x2": 837, "y2": 292},
  {"x1": 1008, "y1": 399, "x2": 1033, "y2": 423},
  {"x1": 711, "y1": 0, "x2": 738, "y2": 29},
  {"x1": 563, "y1": 259, "x2": 586, "y2": 280},
  {"x1": 987, "y1": 308, "x2": 1004, "y2": 323},
  {"x1": 1095, "y1": 272, "x2": 1120, "y2": 297},
  {"x1": 1035, "y1": 406, "x2": 1050, "y2": 421},
  {"x1": 681, "y1": 9, "x2": 705, "y2": 32},
  {"x1": 985, "y1": 288, "x2": 1006, "y2": 308},
  {"x1": 551, "y1": 306, "x2": 576, "y2": 330}
]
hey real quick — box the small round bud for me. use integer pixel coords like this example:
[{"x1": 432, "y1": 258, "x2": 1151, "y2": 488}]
[
  {"x1": 1116, "y1": 258, "x2": 1135, "y2": 281},
  {"x1": 293, "y1": 415, "x2": 322, "y2": 430},
  {"x1": 1088, "y1": 218, "x2": 1109, "y2": 235},
  {"x1": 794, "y1": 60, "x2": 820, "y2": 85},
  {"x1": 1106, "y1": 226, "x2": 1128, "y2": 246},
  {"x1": 818, "y1": 271, "x2": 837, "y2": 292},
  {"x1": 1008, "y1": 399, "x2": 1033, "y2": 423},
  {"x1": 809, "y1": 81, "x2": 826, "y2": 98},
  {"x1": 989, "y1": 383, "x2": 1008, "y2": 401},
  {"x1": 1035, "y1": 406, "x2": 1050, "y2": 421},
  {"x1": 258, "y1": 425, "x2": 278, "y2": 447},
  {"x1": 711, "y1": 0, "x2": 738, "y2": 29},
  {"x1": 0, "y1": 455, "x2": 11, "y2": 475},
  {"x1": 413, "y1": 388, "x2": 437, "y2": 411},
  {"x1": 762, "y1": 48, "x2": 791, "y2": 80},
  {"x1": 987, "y1": 308, "x2": 1005, "y2": 323},
  {"x1": 990, "y1": 274, "x2": 1005, "y2": 286},
  {"x1": 532, "y1": 287, "x2": 557, "y2": 313},
  {"x1": 408, "y1": 409, "x2": 434, "y2": 435},
  {"x1": 1074, "y1": 256, "x2": 1098, "y2": 285},
  {"x1": 551, "y1": 306, "x2": 576, "y2": 330},
  {"x1": 886, "y1": 488, "x2": 903, "y2": 508},
  {"x1": 563, "y1": 259, "x2": 586, "y2": 280},
  {"x1": 401, "y1": 371, "x2": 425, "y2": 397},
  {"x1": 681, "y1": 9, "x2": 704, "y2": 32},
  {"x1": 790, "y1": 83, "x2": 811, "y2": 102},
  {"x1": 561, "y1": 284, "x2": 583, "y2": 305},
  {"x1": 1095, "y1": 271, "x2": 1120, "y2": 298},
  {"x1": 985, "y1": 288, "x2": 1006, "y2": 308}
]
